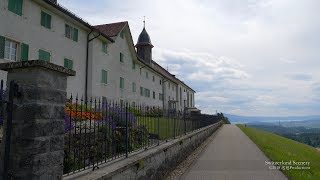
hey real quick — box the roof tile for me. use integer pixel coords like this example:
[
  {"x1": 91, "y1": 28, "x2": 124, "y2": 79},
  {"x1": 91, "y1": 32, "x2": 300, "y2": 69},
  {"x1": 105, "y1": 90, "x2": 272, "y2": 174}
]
[{"x1": 94, "y1": 22, "x2": 128, "y2": 37}]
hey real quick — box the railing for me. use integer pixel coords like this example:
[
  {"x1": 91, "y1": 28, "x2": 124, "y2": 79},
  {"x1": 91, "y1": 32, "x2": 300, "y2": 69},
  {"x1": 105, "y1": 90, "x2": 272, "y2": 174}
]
[
  {"x1": 63, "y1": 95, "x2": 220, "y2": 175},
  {"x1": 0, "y1": 80, "x2": 4, "y2": 143}
]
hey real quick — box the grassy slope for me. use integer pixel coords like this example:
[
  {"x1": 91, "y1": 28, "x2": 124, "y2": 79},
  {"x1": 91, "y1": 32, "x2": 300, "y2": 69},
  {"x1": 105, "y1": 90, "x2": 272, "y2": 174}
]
[
  {"x1": 137, "y1": 117, "x2": 193, "y2": 140},
  {"x1": 237, "y1": 124, "x2": 320, "y2": 180}
]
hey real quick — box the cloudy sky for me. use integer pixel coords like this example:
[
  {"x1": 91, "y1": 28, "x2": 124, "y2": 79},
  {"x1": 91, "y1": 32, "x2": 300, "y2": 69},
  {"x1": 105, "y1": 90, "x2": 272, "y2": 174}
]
[{"x1": 60, "y1": 0, "x2": 320, "y2": 116}]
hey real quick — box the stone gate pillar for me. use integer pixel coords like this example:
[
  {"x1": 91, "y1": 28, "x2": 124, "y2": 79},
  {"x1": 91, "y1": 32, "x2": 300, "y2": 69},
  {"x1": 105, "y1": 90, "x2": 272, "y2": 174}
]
[{"x1": 0, "y1": 60, "x2": 75, "y2": 179}]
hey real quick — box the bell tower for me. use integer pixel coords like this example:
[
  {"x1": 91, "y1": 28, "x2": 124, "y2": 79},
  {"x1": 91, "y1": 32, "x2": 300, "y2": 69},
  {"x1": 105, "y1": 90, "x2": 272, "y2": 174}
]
[{"x1": 135, "y1": 19, "x2": 153, "y2": 64}]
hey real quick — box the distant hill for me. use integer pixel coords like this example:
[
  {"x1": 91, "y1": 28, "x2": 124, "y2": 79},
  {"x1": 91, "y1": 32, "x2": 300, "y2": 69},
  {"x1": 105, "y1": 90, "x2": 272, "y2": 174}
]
[{"x1": 226, "y1": 114, "x2": 320, "y2": 128}]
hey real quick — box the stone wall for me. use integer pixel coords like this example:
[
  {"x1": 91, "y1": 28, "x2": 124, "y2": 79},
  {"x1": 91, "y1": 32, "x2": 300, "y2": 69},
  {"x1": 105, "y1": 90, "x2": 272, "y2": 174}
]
[
  {"x1": 0, "y1": 60, "x2": 75, "y2": 179},
  {"x1": 64, "y1": 121, "x2": 222, "y2": 180}
]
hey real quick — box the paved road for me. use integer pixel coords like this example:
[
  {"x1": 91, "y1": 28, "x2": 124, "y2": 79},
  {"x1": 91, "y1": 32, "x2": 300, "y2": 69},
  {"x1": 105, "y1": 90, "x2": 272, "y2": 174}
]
[{"x1": 181, "y1": 124, "x2": 287, "y2": 180}]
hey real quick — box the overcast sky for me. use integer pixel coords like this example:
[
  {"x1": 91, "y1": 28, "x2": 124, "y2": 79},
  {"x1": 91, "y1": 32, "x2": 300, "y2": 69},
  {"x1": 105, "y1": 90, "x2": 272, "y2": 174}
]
[{"x1": 60, "y1": 0, "x2": 320, "y2": 116}]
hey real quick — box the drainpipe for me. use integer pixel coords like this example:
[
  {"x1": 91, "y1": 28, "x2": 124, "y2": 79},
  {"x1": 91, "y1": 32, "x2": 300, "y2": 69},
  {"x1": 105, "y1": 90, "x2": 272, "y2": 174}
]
[
  {"x1": 162, "y1": 78, "x2": 169, "y2": 115},
  {"x1": 85, "y1": 30, "x2": 100, "y2": 101}
]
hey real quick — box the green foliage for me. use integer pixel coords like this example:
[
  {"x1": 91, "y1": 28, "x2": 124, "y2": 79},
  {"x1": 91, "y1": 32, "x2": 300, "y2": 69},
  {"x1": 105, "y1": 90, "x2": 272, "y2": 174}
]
[
  {"x1": 128, "y1": 106, "x2": 163, "y2": 117},
  {"x1": 237, "y1": 124, "x2": 320, "y2": 180},
  {"x1": 137, "y1": 117, "x2": 193, "y2": 140},
  {"x1": 217, "y1": 112, "x2": 230, "y2": 124},
  {"x1": 63, "y1": 124, "x2": 150, "y2": 174}
]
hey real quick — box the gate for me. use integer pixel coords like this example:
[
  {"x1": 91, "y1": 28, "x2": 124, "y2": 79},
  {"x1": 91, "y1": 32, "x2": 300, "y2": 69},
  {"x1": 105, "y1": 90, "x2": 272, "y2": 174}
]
[{"x1": 0, "y1": 79, "x2": 21, "y2": 180}]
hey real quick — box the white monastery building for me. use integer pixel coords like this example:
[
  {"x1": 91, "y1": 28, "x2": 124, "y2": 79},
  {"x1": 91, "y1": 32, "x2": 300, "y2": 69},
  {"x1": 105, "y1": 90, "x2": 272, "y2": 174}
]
[{"x1": 0, "y1": 0, "x2": 196, "y2": 112}]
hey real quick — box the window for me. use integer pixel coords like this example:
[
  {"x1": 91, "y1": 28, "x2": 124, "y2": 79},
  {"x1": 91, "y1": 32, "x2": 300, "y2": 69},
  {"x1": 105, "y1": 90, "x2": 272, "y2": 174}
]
[
  {"x1": 65, "y1": 24, "x2": 78, "y2": 42},
  {"x1": 132, "y1": 62, "x2": 136, "y2": 69},
  {"x1": 140, "y1": 86, "x2": 143, "y2": 96},
  {"x1": 1, "y1": 37, "x2": 28, "y2": 61},
  {"x1": 153, "y1": 91, "x2": 156, "y2": 99},
  {"x1": 159, "y1": 93, "x2": 163, "y2": 101},
  {"x1": 41, "y1": 11, "x2": 51, "y2": 29},
  {"x1": 160, "y1": 80, "x2": 162, "y2": 85},
  {"x1": 144, "y1": 88, "x2": 150, "y2": 98},
  {"x1": 8, "y1": 0, "x2": 23, "y2": 16},
  {"x1": 120, "y1": 77, "x2": 124, "y2": 89},
  {"x1": 152, "y1": 76, "x2": 155, "y2": 82},
  {"x1": 101, "y1": 69, "x2": 108, "y2": 84},
  {"x1": 132, "y1": 82, "x2": 136, "y2": 92},
  {"x1": 132, "y1": 101, "x2": 136, "y2": 107},
  {"x1": 38, "y1": 49, "x2": 51, "y2": 62},
  {"x1": 64, "y1": 58, "x2": 73, "y2": 70},
  {"x1": 4, "y1": 39, "x2": 18, "y2": 61},
  {"x1": 145, "y1": 71, "x2": 148, "y2": 79},
  {"x1": 102, "y1": 42, "x2": 108, "y2": 54},
  {"x1": 120, "y1": 53, "x2": 123, "y2": 62}
]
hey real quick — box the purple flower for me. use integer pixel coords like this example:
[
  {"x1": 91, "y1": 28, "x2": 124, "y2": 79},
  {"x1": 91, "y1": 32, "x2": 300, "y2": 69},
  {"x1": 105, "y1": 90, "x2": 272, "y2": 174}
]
[{"x1": 65, "y1": 114, "x2": 75, "y2": 132}]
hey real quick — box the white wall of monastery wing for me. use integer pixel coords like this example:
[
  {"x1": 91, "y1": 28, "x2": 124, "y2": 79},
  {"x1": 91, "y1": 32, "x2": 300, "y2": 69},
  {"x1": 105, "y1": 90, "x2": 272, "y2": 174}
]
[
  {"x1": 0, "y1": 0, "x2": 195, "y2": 110},
  {"x1": 88, "y1": 28, "x2": 163, "y2": 107},
  {"x1": 0, "y1": 0, "x2": 87, "y2": 95}
]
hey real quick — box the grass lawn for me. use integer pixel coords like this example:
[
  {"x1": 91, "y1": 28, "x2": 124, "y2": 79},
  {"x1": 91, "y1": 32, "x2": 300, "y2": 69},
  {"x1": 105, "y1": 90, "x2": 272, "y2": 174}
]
[
  {"x1": 237, "y1": 124, "x2": 320, "y2": 180},
  {"x1": 137, "y1": 117, "x2": 194, "y2": 140}
]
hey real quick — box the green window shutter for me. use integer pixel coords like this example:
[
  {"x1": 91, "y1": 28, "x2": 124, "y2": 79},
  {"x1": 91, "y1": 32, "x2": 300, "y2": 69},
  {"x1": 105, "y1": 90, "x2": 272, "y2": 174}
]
[
  {"x1": 8, "y1": 0, "x2": 16, "y2": 13},
  {"x1": 16, "y1": 0, "x2": 23, "y2": 16},
  {"x1": 64, "y1": 58, "x2": 73, "y2": 70},
  {"x1": 0, "y1": 36, "x2": 5, "y2": 59},
  {"x1": 47, "y1": 13, "x2": 51, "y2": 29},
  {"x1": 120, "y1": 77, "x2": 124, "y2": 89},
  {"x1": 140, "y1": 87, "x2": 143, "y2": 96},
  {"x1": 132, "y1": 82, "x2": 136, "y2": 92},
  {"x1": 73, "y1": 28, "x2": 78, "y2": 42},
  {"x1": 41, "y1": 11, "x2": 46, "y2": 27},
  {"x1": 65, "y1": 24, "x2": 70, "y2": 38},
  {"x1": 120, "y1": 53, "x2": 123, "y2": 62},
  {"x1": 8, "y1": 0, "x2": 22, "y2": 16},
  {"x1": 102, "y1": 42, "x2": 108, "y2": 53},
  {"x1": 21, "y1": 43, "x2": 29, "y2": 61},
  {"x1": 39, "y1": 49, "x2": 50, "y2": 62},
  {"x1": 101, "y1": 70, "x2": 107, "y2": 84}
]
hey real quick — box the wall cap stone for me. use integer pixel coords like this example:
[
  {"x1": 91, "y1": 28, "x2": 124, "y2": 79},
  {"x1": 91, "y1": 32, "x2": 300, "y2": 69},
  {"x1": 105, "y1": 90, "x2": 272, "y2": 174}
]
[{"x1": 0, "y1": 60, "x2": 76, "y2": 76}]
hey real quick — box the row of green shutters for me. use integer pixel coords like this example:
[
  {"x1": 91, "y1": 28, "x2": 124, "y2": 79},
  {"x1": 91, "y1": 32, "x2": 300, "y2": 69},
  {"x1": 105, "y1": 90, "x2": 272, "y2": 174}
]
[{"x1": 1, "y1": 36, "x2": 73, "y2": 70}]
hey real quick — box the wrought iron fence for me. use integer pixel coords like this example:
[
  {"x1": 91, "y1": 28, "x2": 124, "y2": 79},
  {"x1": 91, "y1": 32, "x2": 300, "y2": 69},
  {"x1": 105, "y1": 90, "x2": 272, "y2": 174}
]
[
  {"x1": 63, "y1": 95, "x2": 221, "y2": 175},
  {"x1": 0, "y1": 80, "x2": 4, "y2": 142}
]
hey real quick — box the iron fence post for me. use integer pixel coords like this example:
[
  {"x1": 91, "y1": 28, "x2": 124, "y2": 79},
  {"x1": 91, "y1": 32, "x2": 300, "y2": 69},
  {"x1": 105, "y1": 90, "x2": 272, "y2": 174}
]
[
  {"x1": 125, "y1": 102, "x2": 129, "y2": 158},
  {"x1": 157, "y1": 108, "x2": 160, "y2": 146},
  {"x1": 183, "y1": 109, "x2": 186, "y2": 135},
  {"x1": 3, "y1": 81, "x2": 16, "y2": 180}
]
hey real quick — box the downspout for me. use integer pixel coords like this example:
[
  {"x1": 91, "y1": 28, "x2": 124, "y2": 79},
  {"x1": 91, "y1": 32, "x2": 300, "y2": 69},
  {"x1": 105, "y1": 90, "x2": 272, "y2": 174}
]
[{"x1": 85, "y1": 30, "x2": 100, "y2": 101}]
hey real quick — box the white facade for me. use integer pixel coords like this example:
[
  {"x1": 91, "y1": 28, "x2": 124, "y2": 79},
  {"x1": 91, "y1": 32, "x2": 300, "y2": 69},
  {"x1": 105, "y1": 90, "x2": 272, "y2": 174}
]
[{"x1": 0, "y1": 0, "x2": 195, "y2": 110}]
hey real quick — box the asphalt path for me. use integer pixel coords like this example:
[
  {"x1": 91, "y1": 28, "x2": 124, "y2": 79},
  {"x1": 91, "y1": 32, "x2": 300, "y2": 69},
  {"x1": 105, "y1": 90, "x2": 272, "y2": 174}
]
[{"x1": 181, "y1": 124, "x2": 288, "y2": 180}]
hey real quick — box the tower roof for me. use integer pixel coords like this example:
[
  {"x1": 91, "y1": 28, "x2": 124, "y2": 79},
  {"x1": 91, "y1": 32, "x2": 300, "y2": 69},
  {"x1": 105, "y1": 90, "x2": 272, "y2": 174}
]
[{"x1": 136, "y1": 27, "x2": 153, "y2": 47}]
